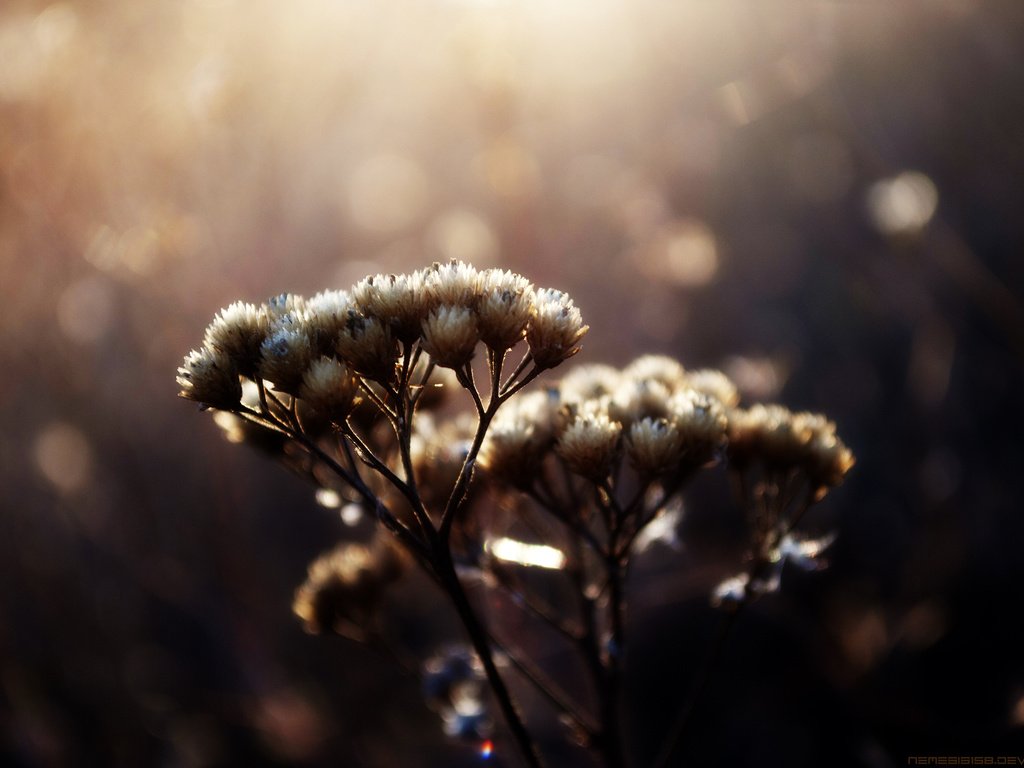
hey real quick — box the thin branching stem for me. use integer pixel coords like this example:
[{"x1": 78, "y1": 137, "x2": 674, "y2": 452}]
[{"x1": 487, "y1": 630, "x2": 598, "y2": 738}]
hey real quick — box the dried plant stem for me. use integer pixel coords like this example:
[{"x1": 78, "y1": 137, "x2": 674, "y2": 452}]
[{"x1": 434, "y1": 546, "x2": 545, "y2": 768}]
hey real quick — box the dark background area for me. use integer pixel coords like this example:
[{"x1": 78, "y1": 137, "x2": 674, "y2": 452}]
[{"x1": 2, "y1": 1, "x2": 1023, "y2": 765}]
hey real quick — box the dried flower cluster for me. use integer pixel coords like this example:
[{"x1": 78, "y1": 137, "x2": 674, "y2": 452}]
[{"x1": 176, "y1": 261, "x2": 853, "y2": 768}]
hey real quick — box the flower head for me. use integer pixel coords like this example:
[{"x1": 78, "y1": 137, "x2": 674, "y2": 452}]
[
  {"x1": 304, "y1": 290, "x2": 354, "y2": 356},
  {"x1": 622, "y1": 355, "x2": 687, "y2": 391},
  {"x1": 421, "y1": 305, "x2": 480, "y2": 369},
  {"x1": 423, "y1": 260, "x2": 480, "y2": 310},
  {"x1": 475, "y1": 269, "x2": 535, "y2": 351},
  {"x1": 202, "y1": 301, "x2": 270, "y2": 377},
  {"x1": 259, "y1": 315, "x2": 314, "y2": 395},
  {"x1": 352, "y1": 272, "x2": 427, "y2": 344},
  {"x1": 300, "y1": 356, "x2": 361, "y2": 423},
  {"x1": 177, "y1": 346, "x2": 243, "y2": 410},
  {"x1": 526, "y1": 288, "x2": 588, "y2": 370},
  {"x1": 555, "y1": 405, "x2": 621, "y2": 481},
  {"x1": 625, "y1": 417, "x2": 685, "y2": 476},
  {"x1": 336, "y1": 310, "x2": 398, "y2": 384}
]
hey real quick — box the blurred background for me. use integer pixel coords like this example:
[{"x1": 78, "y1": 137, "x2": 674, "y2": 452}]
[{"x1": 2, "y1": 0, "x2": 1024, "y2": 765}]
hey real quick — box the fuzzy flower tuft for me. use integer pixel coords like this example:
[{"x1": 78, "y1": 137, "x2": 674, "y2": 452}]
[
  {"x1": 336, "y1": 310, "x2": 398, "y2": 384},
  {"x1": 421, "y1": 305, "x2": 480, "y2": 369},
  {"x1": 555, "y1": 406, "x2": 621, "y2": 481},
  {"x1": 475, "y1": 269, "x2": 535, "y2": 351},
  {"x1": 526, "y1": 288, "x2": 588, "y2": 370},
  {"x1": 727, "y1": 405, "x2": 854, "y2": 494},
  {"x1": 668, "y1": 389, "x2": 728, "y2": 466},
  {"x1": 423, "y1": 260, "x2": 480, "y2": 310},
  {"x1": 292, "y1": 538, "x2": 405, "y2": 639},
  {"x1": 300, "y1": 357, "x2": 361, "y2": 423},
  {"x1": 621, "y1": 355, "x2": 687, "y2": 391},
  {"x1": 202, "y1": 301, "x2": 270, "y2": 377},
  {"x1": 177, "y1": 346, "x2": 242, "y2": 410},
  {"x1": 352, "y1": 272, "x2": 426, "y2": 344},
  {"x1": 625, "y1": 417, "x2": 685, "y2": 476},
  {"x1": 259, "y1": 316, "x2": 314, "y2": 395}
]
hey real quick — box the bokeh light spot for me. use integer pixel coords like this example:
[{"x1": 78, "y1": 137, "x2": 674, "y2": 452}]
[
  {"x1": 866, "y1": 171, "x2": 938, "y2": 235},
  {"x1": 33, "y1": 422, "x2": 93, "y2": 494},
  {"x1": 430, "y1": 208, "x2": 498, "y2": 265},
  {"x1": 633, "y1": 219, "x2": 718, "y2": 288},
  {"x1": 56, "y1": 276, "x2": 115, "y2": 344},
  {"x1": 348, "y1": 153, "x2": 429, "y2": 234}
]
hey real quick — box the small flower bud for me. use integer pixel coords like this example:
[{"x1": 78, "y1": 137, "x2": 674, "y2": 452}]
[
  {"x1": 177, "y1": 346, "x2": 242, "y2": 410},
  {"x1": 684, "y1": 368, "x2": 739, "y2": 408},
  {"x1": 668, "y1": 389, "x2": 727, "y2": 466},
  {"x1": 423, "y1": 260, "x2": 480, "y2": 310},
  {"x1": 203, "y1": 301, "x2": 270, "y2": 377},
  {"x1": 526, "y1": 288, "x2": 588, "y2": 370},
  {"x1": 625, "y1": 417, "x2": 685, "y2": 476},
  {"x1": 259, "y1": 317, "x2": 314, "y2": 395},
  {"x1": 352, "y1": 272, "x2": 427, "y2": 344},
  {"x1": 480, "y1": 390, "x2": 560, "y2": 487},
  {"x1": 475, "y1": 269, "x2": 535, "y2": 351},
  {"x1": 292, "y1": 537, "x2": 405, "y2": 639},
  {"x1": 608, "y1": 379, "x2": 672, "y2": 427},
  {"x1": 559, "y1": 364, "x2": 622, "y2": 404},
  {"x1": 304, "y1": 290, "x2": 354, "y2": 356},
  {"x1": 421, "y1": 305, "x2": 480, "y2": 369},
  {"x1": 555, "y1": 407, "x2": 621, "y2": 481},
  {"x1": 300, "y1": 357, "x2": 361, "y2": 423},
  {"x1": 622, "y1": 355, "x2": 687, "y2": 391},
  {"x1": 336, "y1": 310, "x2": 398, "y2": 384}
]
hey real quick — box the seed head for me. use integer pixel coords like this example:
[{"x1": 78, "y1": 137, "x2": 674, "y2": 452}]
[
  {"x1": 423, "y1": 260, "x2": 480, "y2": 310},
  {"x1": 304, "y1": 290, "x2": 354, "y2": 356},
  {"x1": 202, "y1": 301, "x2": 270, "y2": 377},
  {"x1": 421, "y1": 305, "x2": 480, "y2": 369},
  {"x1": 352, "y1": 272, "x2": 427, "y2": 343},
  {"x1": 292, "y1": 538, "x2": 405, "y2": 638},
  {"x1": 177, "y1": 345, "x2": 242, "y2": 410},
  {"x1": 555, "y1": 406, "x2": 621, "y2": 481},
  {"x1": 625, "y1": 417, "x2": 685, "y2": 476},
  {"x1": 526, "y1": 288, "x2": 588, "y2": 370},
  {"x1": 622, "y1": 355, "x2": 687, "y2": 391},
  {"x1": 259, "y1": 316, "x2": 314, "y2": 395},
  {"x1": 608, "y1": 378, "x2": 673, "y2": 427},
  {"x1": 684, "y1": 368, "x2": 739, "y2": 408},
  {"x1": 668, "y1": 389, "x2": 728, "y2": 465},
  {"x1": 480, "y1": 390, "x2": 560, "y2": 487},
  {"x1": 265, "y1": 293, "x2": 307, "y2": 320},
  {"x1": 300, "y1": 356, "x2": 361, "y2": 423},
  {"x1": 336, "y1": 310, "x2": 398, "y2": 384},
  {"x1": 559, "y1": 364, "x2": 622, "y2": 404},
  {"x1": 475, "y1": 269, "x2": 535, "y2": 351},
  {"x1": 727, "y1": 405, "x2": 854, "y2": 493}
]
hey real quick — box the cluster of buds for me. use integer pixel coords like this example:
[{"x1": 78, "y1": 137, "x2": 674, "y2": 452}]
[
  {"x1": 177, "y1": 261, "x2": 856, "y2": 768},
  {"x1": 292, "y1": 535, "x2": 407, "y2": 641},
  {"x1": 727, "y1": 404, "x2": 855, "y2": 498},
  {"x1": 178, "y1": 261, "x2": 588, "y2": 426},
  {"x1": 480, "y1": 355, "x2": 735, "y2": 488}
]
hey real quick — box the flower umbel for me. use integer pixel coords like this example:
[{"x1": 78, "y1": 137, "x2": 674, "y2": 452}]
[{"x1": 176, "y1": 261, "x2": 853, "y2": 768}]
